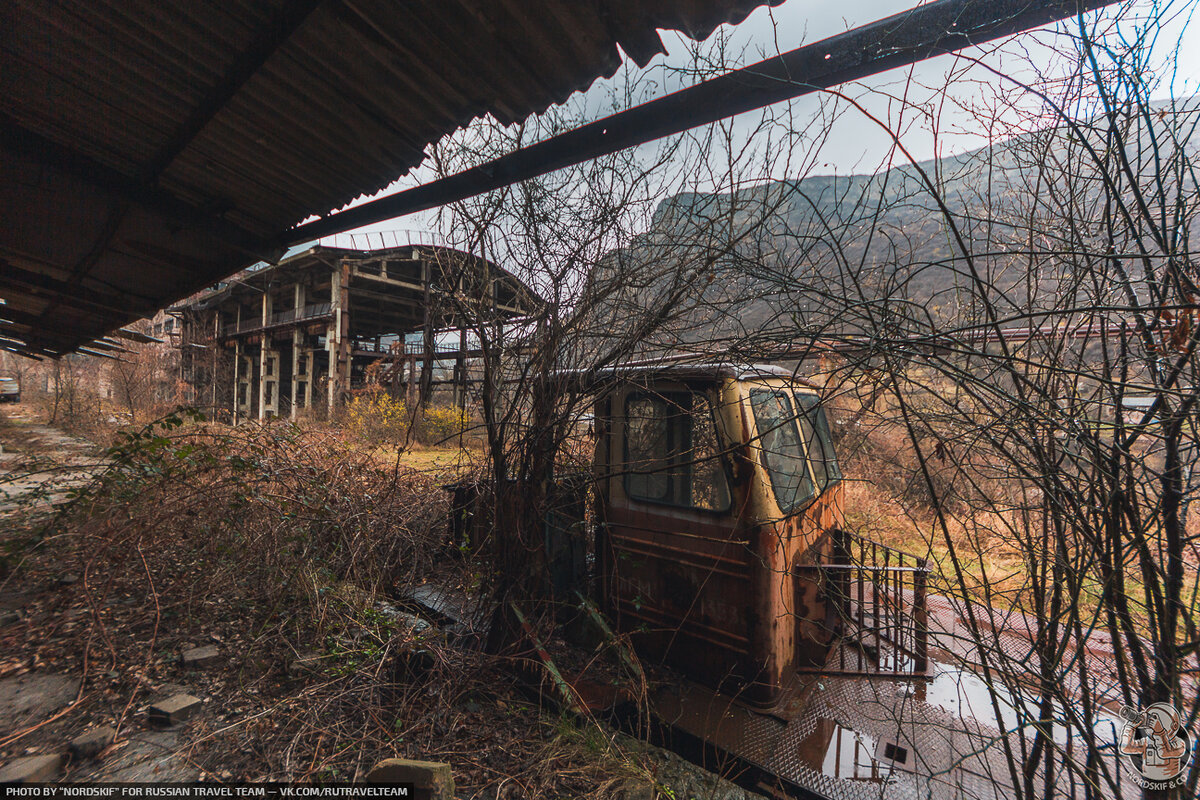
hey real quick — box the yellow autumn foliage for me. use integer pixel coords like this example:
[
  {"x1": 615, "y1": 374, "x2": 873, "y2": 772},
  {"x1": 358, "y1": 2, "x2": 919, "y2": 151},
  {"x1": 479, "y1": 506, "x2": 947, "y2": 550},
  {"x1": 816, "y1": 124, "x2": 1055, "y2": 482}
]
[
  {"x1": 346, "y1": 388, "x2": 469, "y2": 445},
  {"x1": 346, "y1": 390, "x2": 409, "y2": 443},
  {"x1": 418, "y1": 404, "x2": 470, "y2": 443}
]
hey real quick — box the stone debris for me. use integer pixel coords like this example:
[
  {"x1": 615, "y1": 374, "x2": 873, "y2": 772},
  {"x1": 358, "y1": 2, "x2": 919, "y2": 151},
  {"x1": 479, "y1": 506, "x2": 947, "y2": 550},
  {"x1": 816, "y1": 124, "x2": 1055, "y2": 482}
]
[
  {"x1": 0, "y1": 754, "x2": 64, "y2": 784},
  {"x1": 148, "y1": 694, "x2": 202, "y2": 727},
  {"x1": 56, "y1": 573, "x2": 80, "y2": 586},
  {"x1": 180, "y1": 645, "x2": 221, "y2": 669},
  {"x1": 374, "y1": 601, "x2": 432, "y2": 635},
  {"x1": 69, "y1": 725, "x2": 116, "y2": 760},
  {"x1": 366, "y1": 758, "x2": 454, "y2": 800},
  {"x1": 150, "y1": 682, "x2": 189, "y2": 699}
]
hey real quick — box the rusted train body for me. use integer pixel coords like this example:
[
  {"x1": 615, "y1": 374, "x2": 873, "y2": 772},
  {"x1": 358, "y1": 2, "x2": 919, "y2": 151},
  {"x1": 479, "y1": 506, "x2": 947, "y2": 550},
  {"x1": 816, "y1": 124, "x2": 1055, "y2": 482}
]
[{"x1": 593, "y1": 364, "x2": 845, "y2": 709}]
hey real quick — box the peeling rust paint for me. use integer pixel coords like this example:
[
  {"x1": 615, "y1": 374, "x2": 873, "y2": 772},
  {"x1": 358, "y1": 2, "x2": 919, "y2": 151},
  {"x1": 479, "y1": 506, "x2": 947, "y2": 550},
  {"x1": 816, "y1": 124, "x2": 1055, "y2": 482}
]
[{"x1": 597, "y1": 369, "x2": 846, "y2": 710}]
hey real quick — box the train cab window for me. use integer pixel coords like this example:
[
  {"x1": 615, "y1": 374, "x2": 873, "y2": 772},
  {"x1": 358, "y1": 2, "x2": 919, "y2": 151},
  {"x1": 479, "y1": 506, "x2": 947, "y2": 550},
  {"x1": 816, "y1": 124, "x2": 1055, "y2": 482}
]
[
  {"x1": 624, "y1": 392, "x2": 730, "y2": 512},
  {"x1": 796, "y1": 393, "x2": 841, "y2": 492},
  {"x1": 750, "y1": 389, "x2": 816, "y2": 514}
]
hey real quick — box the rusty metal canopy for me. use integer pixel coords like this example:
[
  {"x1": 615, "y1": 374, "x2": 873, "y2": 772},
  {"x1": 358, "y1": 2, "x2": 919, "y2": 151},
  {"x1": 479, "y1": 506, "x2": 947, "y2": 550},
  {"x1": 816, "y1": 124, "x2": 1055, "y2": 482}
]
[{"x1": 0, "y1": 0, "x2": 779, "y2": 357}]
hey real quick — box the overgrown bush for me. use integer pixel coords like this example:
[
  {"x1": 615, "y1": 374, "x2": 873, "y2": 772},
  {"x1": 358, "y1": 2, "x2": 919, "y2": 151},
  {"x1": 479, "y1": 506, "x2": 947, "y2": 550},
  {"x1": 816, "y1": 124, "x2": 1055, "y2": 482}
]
[
  {"x1": 346, "y1": 388, "x2": 469, "y2": 447},
  {"x1": 2, "y1": 410, "x2": 662, "y2": 795},
  {"x1": 346, "y1": 388, "x2": 409, "y2": 444},
  {"x1": 56, "y1": 410, "x2": 448, "y2": 630},
  {"x1": 415, "y1": 404, "x2": 469, "y2": 444}
]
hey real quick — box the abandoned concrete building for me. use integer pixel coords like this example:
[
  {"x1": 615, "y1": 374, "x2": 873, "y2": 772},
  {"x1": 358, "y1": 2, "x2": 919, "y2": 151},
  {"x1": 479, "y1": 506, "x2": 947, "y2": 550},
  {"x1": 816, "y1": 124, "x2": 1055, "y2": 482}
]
[{"x1": 175, "y1": 243, "x2": 537, "y2": 422}]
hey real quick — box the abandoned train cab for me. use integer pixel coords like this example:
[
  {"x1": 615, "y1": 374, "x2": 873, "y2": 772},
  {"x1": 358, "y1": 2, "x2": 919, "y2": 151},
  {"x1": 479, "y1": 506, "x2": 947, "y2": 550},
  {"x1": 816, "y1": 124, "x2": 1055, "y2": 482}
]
[{"x1": 592, "y1": 364, "x2": 845, "y2": 709}]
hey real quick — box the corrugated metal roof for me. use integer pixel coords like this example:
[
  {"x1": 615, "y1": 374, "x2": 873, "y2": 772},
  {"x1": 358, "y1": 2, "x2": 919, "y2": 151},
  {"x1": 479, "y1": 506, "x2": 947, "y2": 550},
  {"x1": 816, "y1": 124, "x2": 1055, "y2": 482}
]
[{"x1": 0, "y1": 0, "x2": 779, "y2": 356}]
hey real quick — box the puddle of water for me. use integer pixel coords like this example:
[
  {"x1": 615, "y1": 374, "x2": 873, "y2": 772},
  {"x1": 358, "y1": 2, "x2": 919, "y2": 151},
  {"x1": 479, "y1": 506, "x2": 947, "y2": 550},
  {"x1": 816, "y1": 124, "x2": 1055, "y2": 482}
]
[
  {"x1": 925, "y1": 663, "x2": 1023, "y2": 732},
  {"x1": 821, "y1": 721, "x2": 879, "y2": 780},
  {"x1": 795, "y1": 669, "x2": 1129, "y2": 799},
  {"x1": 798, "y1": 717, "x2": 901, "y2": 784},
  {"x1": 923, "y1": 662, "x2": 1123, "y2": 747}
]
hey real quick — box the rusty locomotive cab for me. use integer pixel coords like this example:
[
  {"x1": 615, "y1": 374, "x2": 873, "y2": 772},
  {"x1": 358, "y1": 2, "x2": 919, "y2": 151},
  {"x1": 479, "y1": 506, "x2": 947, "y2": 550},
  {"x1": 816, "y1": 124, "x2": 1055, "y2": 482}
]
[
  {"x1": 587, "y1": 363, "x2": 863, "y2": 709},
  {"x1": 434, "y1": 363, "x2": 936, "y2": 795}
]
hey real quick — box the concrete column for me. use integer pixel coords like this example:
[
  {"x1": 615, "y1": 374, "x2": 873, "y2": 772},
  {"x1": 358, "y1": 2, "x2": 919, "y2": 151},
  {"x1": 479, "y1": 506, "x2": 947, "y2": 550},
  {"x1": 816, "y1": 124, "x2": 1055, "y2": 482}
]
[
  {"x1": 210, "y1": 311, "x2": 220, "y2": 413},
  {"x1": 455, "y1": 326, "x2": 467, "y2": 410},
  {"x1": 325, "y1": 331, "x2": 336, "y2": 411},
  {"x1": 327, "y1": 262, "x2": 351, "y2": 411},
  {"x1": 290, "y1": 283, "x2": 305, "y2": 420},
  {"x1": 258, "y1": 291, "x2": 273, "y2": 421},
  {"x1": 406, "y1": 354, "x2": 418, "y2": 409},
  {"x1": 304, "y1": 350, "x2": 313, "y2": 409},
  {"x1": 419, "y1": 257, "x2": 433, "y2": 405},
  {"x1": 232, "y1": 338, "x2": 241, "y2": 425}
]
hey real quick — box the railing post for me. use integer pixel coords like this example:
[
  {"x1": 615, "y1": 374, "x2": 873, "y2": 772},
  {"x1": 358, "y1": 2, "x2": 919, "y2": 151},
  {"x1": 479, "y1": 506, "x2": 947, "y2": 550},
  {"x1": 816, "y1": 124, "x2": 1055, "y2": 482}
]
[
  {"x1": 913, "y1": 562, "x2": 929, "y2": 675},
  {"x1": 831, "y1": 529, "x2": 851, "y2": 638}
]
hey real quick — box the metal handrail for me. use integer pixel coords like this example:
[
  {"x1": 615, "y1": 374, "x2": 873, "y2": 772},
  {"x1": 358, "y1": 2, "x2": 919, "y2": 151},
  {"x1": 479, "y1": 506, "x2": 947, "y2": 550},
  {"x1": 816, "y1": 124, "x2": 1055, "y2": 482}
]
[
  {"x1": 220, "y1": 302, "x2": 333, "y2": 337},
  {"x1": 798, "y1": 528, "x2": 931, "y2": 678}
]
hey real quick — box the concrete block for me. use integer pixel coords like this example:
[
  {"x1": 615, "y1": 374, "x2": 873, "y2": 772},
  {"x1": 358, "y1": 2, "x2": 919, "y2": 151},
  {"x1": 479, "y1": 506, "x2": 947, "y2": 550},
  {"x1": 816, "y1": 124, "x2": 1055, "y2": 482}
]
[
  {"x1": 0, "y1": 754, "x2": 64, "y2": 784},
  {"x1": 366, "y1": 758, "x2": 454, "y2": 800},
  {"x1": 180, "y1": 645, "x2": 220, "y2": 668},
  {"x1": 148, "y1": 694, "x2": 202, "y2": 726},
  {"x1": 69, "y1": 725, "x2": 116, "y2": 759}
]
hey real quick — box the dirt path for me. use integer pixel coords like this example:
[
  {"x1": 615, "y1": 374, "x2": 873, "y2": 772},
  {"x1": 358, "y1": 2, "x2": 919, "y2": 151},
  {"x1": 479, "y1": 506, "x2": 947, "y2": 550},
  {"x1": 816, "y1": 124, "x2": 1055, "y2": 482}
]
[
  {"x1": 0, "y1": 408, "x2": 199, "y2": 784},
  {"x1": 0, "y1": 405, "x2": 104, "y2": 520}
]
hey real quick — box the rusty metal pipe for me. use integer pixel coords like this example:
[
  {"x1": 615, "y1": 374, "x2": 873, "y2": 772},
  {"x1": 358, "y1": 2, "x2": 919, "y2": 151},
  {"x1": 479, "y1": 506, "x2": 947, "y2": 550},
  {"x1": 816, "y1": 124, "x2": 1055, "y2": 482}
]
[{"x1": 283, "y1": 0, "x2": 1118, "y2": 244}]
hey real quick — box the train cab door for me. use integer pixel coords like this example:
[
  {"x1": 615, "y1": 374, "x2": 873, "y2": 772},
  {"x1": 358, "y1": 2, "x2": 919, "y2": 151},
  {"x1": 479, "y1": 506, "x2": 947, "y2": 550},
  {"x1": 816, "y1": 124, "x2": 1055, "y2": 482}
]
[{"x1": 597, "y1": 382, "x2": 756, "y2": 692}]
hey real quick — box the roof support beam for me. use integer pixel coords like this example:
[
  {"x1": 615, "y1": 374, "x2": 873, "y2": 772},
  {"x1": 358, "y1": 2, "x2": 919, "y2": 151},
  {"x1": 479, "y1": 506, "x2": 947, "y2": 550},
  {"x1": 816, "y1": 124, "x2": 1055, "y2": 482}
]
[
  {"x1": 144, "y1": 0, "x2": 328, "y2": 181},
  {"x1": 0, "y1": 262, "x2": 156, "y2": 318},
  {"x1": 0, "y1": 113, "x2": 266, "y2": 256},
  {"x1": 77, "y1": 347, "x2": 123, "y2": 360},
  {"x1": 2, "y1": 3, "x2": 322, "y2": 348},
  {"x1": 284, "y1": 0, "x2": 1117, "y2": 244},
  {"x1": 0, "y1": 307, "x2": 94, "y2": 350},
  {"x1": 112, "y1": 328, "x2": 164, "y2": 345},
  {"x1": 0, "y1": 344, "x2": 45, "y2": 361}
]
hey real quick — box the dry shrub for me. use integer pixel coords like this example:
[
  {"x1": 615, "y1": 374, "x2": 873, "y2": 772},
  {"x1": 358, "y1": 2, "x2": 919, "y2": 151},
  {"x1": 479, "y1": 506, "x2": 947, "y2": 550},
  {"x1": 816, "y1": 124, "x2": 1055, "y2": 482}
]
[
  {"x1": 414, "y1": 404, "x2": 469, "y2": 445},
  {"x1": 346, "y1": 388, "x2": 411, "y2": 444},
  {"x1": 3, "y1": 410, "x2": 657, "y2": 796},
  {"x1": 62, "y1": 410, "x2": 447, "y2": 625},
  {"x1": 834, "y1": 415, "x2": 962, "y2": 512},
  {"x1": 22, "y1": 384, "x2": 112, "y2": 443}
]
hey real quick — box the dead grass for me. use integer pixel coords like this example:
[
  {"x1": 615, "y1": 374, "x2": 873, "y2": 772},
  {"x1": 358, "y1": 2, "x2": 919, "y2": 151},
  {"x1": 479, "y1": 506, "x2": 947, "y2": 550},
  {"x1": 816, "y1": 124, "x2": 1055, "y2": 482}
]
[
  {"x1": 835, "y1": 410, "x2": 1200, "y2": 634},
  {"x1": 368, "y1": 444, "x2": 484, "y2": 476},
  {"x1": 0, "y1": 413, "x2": 666, "y2": 797}
]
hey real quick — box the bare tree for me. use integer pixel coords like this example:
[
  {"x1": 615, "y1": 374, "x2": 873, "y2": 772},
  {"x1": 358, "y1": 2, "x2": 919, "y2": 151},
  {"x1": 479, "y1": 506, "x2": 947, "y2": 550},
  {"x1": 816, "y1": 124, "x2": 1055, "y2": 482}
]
[
  {"x1": 707, "y1": 3, "x2": 1200, "y2": 797},
  {"x1": 363, "y1": 4, "x2": 1197, "y2": 796}
]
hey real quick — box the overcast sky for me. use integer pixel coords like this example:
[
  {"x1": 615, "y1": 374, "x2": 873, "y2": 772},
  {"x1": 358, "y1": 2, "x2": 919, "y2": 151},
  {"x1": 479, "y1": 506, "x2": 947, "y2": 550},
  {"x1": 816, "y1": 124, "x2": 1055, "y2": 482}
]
[{"x1": 316, "y1": 0, "x2": 1200, "y2": 247}]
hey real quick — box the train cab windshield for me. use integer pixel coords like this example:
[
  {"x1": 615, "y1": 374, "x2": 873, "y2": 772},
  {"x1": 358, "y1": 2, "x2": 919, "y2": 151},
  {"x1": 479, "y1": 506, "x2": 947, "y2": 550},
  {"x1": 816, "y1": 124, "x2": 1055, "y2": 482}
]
[{"x1": 750, "y1": 388, "x2": 841, "y2": 514}]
